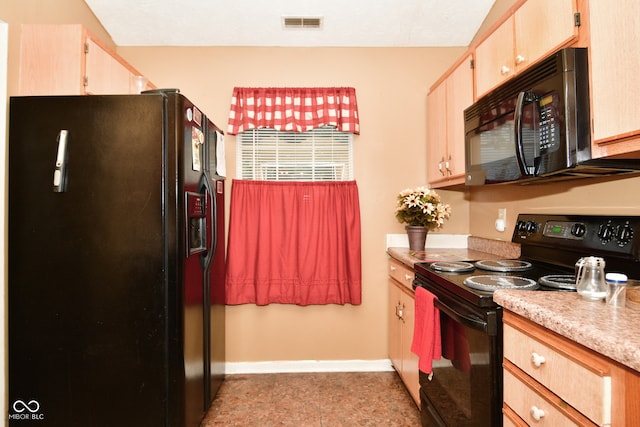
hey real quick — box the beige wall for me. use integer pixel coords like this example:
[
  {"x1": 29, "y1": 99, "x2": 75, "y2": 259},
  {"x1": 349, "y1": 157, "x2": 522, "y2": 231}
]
[
  {"x1": 117, "y1": 45, "x2": 469, "y2": 362},
  {"x1": 3, "y1": 0, "x2": 639, "y2": 368},
  {"x1": 467, "y1": 176, "x2": 640, "y2": 240},
  {"x1": 2, "y1": 0, "x2": 471, "y2": 364}
]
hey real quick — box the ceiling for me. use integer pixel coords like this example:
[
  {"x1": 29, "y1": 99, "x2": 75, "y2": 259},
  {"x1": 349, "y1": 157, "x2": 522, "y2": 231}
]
[{"x1": 83, "y1": 0, "x2": 496, "y2": 47}]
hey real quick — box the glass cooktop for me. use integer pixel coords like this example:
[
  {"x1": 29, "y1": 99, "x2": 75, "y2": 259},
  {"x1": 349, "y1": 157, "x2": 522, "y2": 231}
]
[{"x1": 414, "y1": 259, "x2": 575, "y2": 307}]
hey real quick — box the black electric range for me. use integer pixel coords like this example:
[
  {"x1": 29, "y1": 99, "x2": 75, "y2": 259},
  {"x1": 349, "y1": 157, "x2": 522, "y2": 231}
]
[
  {"x1": 414, "y1": 258, "x2": 574, "y2": 307},
  {"x1": 414, "y1": 213, "x2": 640, "y2": 307},
  {"x1": 413, "y1": 214, "x2": 640, "y2": 427}
]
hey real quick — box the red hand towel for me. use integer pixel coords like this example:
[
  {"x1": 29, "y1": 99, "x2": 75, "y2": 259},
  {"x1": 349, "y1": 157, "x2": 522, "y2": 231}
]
[
  {"x1": 411, "y1": 287, "x2": 442, "y2": 373},
  {"x1": 441, "y1": 316, "x2": 472, "y2": 373}
]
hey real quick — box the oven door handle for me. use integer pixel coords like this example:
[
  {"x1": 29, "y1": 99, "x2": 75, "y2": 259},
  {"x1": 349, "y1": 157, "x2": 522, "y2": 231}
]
[{"x1": 434, "y1": 298, "x2": 488, "y2": 332}]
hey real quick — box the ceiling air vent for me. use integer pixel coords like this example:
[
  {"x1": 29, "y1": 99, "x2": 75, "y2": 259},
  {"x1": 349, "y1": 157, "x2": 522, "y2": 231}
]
[{"x1": 282, "y1": 16, "x2": 323, "y2": 30}]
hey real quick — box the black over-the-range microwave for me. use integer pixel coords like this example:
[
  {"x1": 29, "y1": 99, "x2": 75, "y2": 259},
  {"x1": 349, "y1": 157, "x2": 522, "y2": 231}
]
[{"x1": 464, "y1": 47, "x2": 640, "y2": 185}]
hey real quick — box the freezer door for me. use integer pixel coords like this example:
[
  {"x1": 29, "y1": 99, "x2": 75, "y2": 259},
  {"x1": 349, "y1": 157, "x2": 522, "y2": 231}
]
[{"x1": 8, "y1": 95, "x2": 180, "y2": 426}]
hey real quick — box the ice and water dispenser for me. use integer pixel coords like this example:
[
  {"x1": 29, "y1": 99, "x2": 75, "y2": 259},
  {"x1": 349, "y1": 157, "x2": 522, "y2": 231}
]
[{"x1": 185, "y1": 191, "x2": 206, "y2": 256}]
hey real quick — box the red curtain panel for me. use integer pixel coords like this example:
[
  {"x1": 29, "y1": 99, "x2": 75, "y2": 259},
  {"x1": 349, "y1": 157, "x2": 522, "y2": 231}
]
[{"x1": 225, "y1": 180, "x2": 362, "y2": 306}]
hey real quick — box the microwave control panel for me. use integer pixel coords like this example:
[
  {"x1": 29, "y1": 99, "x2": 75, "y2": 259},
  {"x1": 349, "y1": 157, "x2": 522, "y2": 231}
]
[{"x1": 537, "y1": 91, "x2": 560, "y2": 153}]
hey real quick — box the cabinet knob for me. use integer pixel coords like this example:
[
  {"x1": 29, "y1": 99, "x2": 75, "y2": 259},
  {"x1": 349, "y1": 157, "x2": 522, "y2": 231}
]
[
  {"x1": 531, "y1": 352, "x2": 546, "y2": 368},
  {"x1": 500, "y1": 65, "x2": 511, "y2": 75},
  {"x1": 404, "y1": 273, "x2": 412, "y2": 281},
  {"x1": 515, "y1": 54, "x2": 526, "y2": 65},
  {"x1": 390, "y1": 265, "x2": 397, "y2": 272},
  {"x1": 445, "y1": 155, "x2": 452, "y2": 175},
  {"x1": 530, "y1": 406, "x2": 545, "y2": 421},
  {"x1": 438, "y1": 157, "x2": 445, "y2": 176}
]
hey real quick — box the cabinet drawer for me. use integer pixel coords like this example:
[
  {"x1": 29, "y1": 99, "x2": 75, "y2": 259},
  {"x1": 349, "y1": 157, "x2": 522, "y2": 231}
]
[
  {"x1": 503, "y1": 322, "x2": 611, "y2": 425},
  {"x1": 388, "y1": 258, "x2": 414, "y2": 290},
  {"x1": 502, "y1": 404, "x2": 526, "y2": 427},
  {"x1": 503, "y1": 362, "x2": 597, "y2": 426}
]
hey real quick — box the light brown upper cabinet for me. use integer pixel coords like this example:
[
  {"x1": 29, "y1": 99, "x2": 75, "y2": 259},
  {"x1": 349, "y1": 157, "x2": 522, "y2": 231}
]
[
  {"x1": 19, "y1": 24, "x2": 152, "y2": 95},
  {"x1": 427, "y1": 55, "x2": 474, "y2": 188},
  {"x1": 588, "y1": 0, "x2": 640, "y2": 157},
  {"x1": 474, "y1": 0, "x2": 579, "y2": 98}
]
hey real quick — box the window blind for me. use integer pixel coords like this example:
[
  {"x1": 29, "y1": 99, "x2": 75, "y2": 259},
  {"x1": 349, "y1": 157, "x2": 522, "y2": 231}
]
[{"x1": 237, "y1": 126, "x2": 354, "y2": 181}]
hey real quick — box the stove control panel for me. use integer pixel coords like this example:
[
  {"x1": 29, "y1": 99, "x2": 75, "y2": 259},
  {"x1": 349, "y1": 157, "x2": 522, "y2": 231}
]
[
  {"x1": 542, "y1": 220, "x2": 586, "y2": 240},
  {"x1": 513, "y1": 214, "x2": 640, "y2": 258}
]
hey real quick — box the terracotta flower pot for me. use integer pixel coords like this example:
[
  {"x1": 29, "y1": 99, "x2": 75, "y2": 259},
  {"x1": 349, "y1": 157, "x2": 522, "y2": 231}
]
[{"x1": 405, "y1": 225, "x2": 428, "y2": 251}]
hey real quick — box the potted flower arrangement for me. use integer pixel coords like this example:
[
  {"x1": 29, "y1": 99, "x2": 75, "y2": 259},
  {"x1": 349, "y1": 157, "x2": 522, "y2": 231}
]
[{"x1": 395, "y1": 186, "x2": 451, "y2": 251}]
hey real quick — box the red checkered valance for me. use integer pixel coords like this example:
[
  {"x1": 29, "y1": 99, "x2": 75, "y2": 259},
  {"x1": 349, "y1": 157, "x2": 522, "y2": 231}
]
[{"x1": 227, "y1": 87, "x2": 360, "y2": 135}]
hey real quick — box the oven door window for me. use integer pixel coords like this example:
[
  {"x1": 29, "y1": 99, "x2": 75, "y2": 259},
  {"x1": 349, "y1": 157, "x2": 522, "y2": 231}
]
[{"x1": 422, "y1": 311, "x2": 497, "y2": 426}]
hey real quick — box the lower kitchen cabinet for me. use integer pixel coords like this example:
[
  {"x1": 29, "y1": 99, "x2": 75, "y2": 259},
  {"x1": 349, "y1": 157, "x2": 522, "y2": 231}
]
[
  {"x1": 502, "y1": 310, "x2": 640, "y2": 426},
  {"x1": 387, "y1": 257, "x2": 420, "y2": 407}
]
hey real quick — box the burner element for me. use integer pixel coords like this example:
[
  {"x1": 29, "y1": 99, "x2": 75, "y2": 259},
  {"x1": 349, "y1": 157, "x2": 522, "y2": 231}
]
[
  {"x1": 538, "y1": 274, "x2": 576, "y2": 291},
  {"x1": 475, "y1": 259, "x2": 533, "y2": 272},
  {"x1": 463, "y1": 275, "x2": 539, "y2": 292},
  {"x1": 430, "y1": 261, "x2": 475, "y2": 273}
]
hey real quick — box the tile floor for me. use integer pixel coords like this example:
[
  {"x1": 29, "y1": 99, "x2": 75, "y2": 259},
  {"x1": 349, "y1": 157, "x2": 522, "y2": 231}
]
[{"x1": 200, "y1": 371, "x2": 422, "y2": 426}]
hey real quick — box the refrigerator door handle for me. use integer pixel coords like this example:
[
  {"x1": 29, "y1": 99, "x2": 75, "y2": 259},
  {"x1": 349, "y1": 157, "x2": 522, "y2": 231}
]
[
  {"x1": 53, "y1": 130, "x2": 69, "y2": 192},
  {"x1": 200, "y1": 172, "x2": 216, "y2": 405},
  {"x1": 200, "y1": 172, "x2": 217, "y2": 270}
]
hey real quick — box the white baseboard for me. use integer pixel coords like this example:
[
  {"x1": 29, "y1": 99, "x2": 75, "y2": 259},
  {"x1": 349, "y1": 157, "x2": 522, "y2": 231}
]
[{"x1": 225, "y1": 359, "x2": 394, "y2": 374}]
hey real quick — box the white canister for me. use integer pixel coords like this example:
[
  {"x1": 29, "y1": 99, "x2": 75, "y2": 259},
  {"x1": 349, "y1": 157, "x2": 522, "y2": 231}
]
[{"x1": 605, "y1": 273, "x2": 628, "y2": 307}]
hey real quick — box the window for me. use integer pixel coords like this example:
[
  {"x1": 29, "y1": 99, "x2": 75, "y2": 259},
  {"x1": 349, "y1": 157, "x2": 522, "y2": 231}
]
[{"x1": 236, "y1": 126, "x2": 354, "y2": 181}]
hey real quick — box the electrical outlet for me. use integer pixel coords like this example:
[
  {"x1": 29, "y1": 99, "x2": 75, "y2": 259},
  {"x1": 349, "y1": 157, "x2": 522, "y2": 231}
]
[{"x1": 495, "y1": 208, "x2": 507, "y2": 232}]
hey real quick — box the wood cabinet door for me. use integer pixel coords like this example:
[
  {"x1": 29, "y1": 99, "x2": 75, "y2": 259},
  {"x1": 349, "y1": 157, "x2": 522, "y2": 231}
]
[
  {"x1": 388, "y1": 279, "x2": 403, "y2": 373},
  {"x1": 427, "y1": 82, "x2": 447, "y2": 184},
  {"x1": 475, "y1": 16, "x2": 515, "y2": 98},
  {"x1": 589, "y1": 0, "x2": 640, "y2": 154},
  {"x1": 400, "y1": 289, "x2": 420, "y2": 406},
  {"x1": 445, "y1": 55, "x2": 473, "y2": 179},
  {"x1": 514, "y1": 0, "x2": 578, "y2": 73},
  {"x1": 85, "y1": 38, "x2": 133, "y2": 95},
  {"x1": 18, "y1": 24, "x2": 85, "y2": 95}
]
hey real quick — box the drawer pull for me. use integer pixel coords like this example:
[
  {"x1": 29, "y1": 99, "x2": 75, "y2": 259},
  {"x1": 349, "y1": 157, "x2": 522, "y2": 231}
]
[
  {"x1": 531, "y1": 352, "x2": 546, "y2": 368},
  {"x1": 404, "y1": 273, "x2": 412, "y2": 281},
  {"x1": 530, "y1": 406, "x2": 545, "y2": 421},
  {"x1": 390, "y1": 265, "x2": 397, "y2": 271}
]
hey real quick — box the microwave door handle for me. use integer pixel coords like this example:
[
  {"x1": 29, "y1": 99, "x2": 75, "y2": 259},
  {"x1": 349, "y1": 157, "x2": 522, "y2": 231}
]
[{"x1": 514, "y1": 91, "x2": 531, "y2": 176}]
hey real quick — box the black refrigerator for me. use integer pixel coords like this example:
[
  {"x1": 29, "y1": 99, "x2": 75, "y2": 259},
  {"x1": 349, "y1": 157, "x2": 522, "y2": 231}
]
[{"x1": 8, "y1": 91, "x2": 226, "y2": 426}]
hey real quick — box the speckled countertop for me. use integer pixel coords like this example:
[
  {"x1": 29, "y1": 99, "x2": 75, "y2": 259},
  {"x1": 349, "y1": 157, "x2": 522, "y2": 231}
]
[{"x1": 494, "y1": 290, "x2": 640, "y2": 372}]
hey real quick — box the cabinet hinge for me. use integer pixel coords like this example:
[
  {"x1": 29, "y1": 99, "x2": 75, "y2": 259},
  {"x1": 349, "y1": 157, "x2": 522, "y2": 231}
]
[
  {"x1": 83, "y1": 76, "x2": 89, "y2": 87},
  {"x1": 574, "y1": 12, "x2": 581, "y2": 27},
  {"x1": 84, "y1": 42, "x2": 90, "y2": 54},
  {"x1": 470, "y1": 58, "x2": 475, "y2": 69}
]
